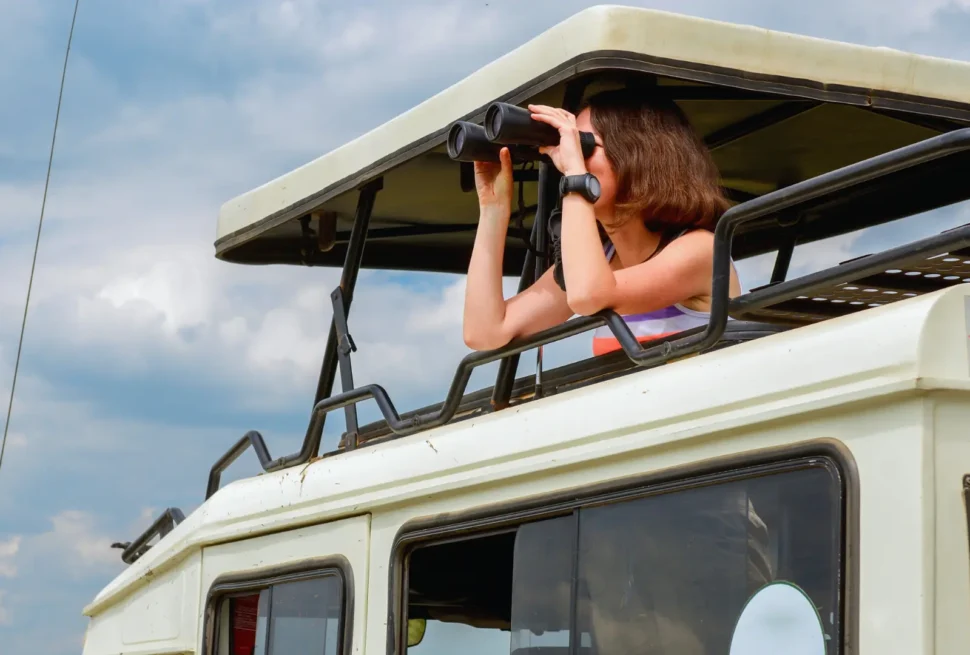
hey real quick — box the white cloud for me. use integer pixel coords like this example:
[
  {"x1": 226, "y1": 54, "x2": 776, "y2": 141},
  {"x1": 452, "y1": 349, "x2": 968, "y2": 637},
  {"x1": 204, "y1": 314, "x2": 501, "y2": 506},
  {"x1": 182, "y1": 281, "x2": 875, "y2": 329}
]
[
  {"x1": 4, "y1": 432, "x2": 27, "y2": 450},
  {"x1": 9, "y1": 510, "x2": 162, "y2": 583},
  {"x1": 96, "y1": 258, "x2": 213, "y2": 336},
  {"x1": 36, "y1": 511, "x2": 120, "y2": 571},
  {"x1": 0, "y1": 535, "x2": 21, "y2": 578},
  {"x1": 0, "y1": 182, "x2": 44, "y2": 234},
  {"x1": 0, "y1": 590, "x2": 10, "y2": 626}
]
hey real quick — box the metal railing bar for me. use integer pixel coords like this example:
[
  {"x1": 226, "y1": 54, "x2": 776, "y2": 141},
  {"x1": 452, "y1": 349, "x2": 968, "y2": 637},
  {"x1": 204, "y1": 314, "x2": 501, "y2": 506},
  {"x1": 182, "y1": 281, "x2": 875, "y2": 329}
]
[
  {"x1": 731, "y1": 224, "x2": 970, "y2": 319},
  {"x1": 111, "y1": 507, "x2": 186, "y2": 564}
]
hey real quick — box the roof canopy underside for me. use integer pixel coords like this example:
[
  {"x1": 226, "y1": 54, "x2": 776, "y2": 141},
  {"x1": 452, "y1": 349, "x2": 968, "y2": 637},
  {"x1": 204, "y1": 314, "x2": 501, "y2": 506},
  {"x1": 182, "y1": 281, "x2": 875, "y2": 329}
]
[{"x1": 214, "y1": 6, "x2": 970, "y2": 274}]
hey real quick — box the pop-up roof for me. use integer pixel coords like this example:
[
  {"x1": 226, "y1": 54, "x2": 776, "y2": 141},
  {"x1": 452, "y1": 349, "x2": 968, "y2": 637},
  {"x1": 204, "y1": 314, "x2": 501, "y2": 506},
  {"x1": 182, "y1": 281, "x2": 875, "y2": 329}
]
[{"x1": 214, "y1": 5, "x2": 970, "y2": 274}]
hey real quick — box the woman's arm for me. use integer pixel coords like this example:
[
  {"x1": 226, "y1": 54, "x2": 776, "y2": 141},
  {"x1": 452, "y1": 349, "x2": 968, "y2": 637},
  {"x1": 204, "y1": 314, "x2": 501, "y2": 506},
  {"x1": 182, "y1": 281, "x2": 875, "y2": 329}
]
[
  {"x1": 462, "y1": 149, "x2": 573, "y2": 351},
  {"x1": 556, "y1": 194, "x2": 712, "y2": 316},
  {"x1": 563, "y1": 226, "x2": 719, "y2": 316}
]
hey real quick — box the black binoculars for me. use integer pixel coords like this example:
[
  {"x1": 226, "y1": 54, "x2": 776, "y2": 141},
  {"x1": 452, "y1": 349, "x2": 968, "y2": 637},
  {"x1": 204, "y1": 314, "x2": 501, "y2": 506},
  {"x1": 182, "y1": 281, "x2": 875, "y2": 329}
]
[{"x1": 447, "y1": 102, "x2": 596, "y2": 163}]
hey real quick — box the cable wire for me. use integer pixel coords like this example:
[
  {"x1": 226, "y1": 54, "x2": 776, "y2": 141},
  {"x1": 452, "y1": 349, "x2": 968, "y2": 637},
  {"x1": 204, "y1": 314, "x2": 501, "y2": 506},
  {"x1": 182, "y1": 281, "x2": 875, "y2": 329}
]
[{"x1": 0, "y1": 0, "x2": 82, "y2": 475}]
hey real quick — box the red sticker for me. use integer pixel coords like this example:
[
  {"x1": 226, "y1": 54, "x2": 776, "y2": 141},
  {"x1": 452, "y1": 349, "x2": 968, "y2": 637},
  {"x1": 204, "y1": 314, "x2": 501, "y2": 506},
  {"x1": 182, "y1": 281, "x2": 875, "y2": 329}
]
[{"x1": 231, "y1": 594, "x2": 261, "y2": 655}]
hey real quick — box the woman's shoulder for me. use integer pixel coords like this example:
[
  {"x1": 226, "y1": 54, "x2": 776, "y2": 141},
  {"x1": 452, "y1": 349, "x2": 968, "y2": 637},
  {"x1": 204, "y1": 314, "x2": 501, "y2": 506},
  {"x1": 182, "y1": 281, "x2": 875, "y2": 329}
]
[{"x1": 664, "y1": 227, "x2": 715, "y2": 254}]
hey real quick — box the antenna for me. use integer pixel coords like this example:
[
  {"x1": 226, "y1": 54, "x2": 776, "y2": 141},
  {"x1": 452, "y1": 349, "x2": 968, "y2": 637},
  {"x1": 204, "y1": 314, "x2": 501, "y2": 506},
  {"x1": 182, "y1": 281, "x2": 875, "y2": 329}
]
[{"x1": 0, "y1": 0, "x2": 82, "y2": 476}]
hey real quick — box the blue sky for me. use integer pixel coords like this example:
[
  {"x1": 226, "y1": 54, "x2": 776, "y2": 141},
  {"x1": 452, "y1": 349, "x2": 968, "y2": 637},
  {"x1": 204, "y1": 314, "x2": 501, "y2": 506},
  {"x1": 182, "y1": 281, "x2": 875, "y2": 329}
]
[{"x1": 1, "y1": 0, "x2": 970, "y2": 653}]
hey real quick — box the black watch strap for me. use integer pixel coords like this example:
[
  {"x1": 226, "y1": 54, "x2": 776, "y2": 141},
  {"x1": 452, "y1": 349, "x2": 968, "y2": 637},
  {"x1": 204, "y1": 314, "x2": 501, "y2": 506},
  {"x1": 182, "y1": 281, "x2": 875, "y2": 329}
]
[{"x1": 559, "y1": 173, "x2": 600, "y2": 203}]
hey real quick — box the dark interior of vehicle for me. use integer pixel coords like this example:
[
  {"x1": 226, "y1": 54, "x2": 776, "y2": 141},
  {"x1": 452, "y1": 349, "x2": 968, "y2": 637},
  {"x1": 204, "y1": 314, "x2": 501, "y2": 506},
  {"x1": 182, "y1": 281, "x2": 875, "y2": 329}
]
[{"x1": 405, "y1": 466, "x2": 842, "y2": 654}]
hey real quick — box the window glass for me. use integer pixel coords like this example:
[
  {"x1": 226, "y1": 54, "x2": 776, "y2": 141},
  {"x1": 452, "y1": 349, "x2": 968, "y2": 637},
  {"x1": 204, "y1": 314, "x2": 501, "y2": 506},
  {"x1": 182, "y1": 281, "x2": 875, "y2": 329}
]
[
  {"x1": 222, "y1": 574, "x2": 344, "y2": 655},
  {"x1": 511, "y1": 516, "x2": 574, "y2": 655},
  {"x1": 253, "y1": 591, "x2": 269, "y2": 655},
  {"x1": 408, "y1": 621, "x2": 510, "y2": 655},
  {"x1": 576, "y1": 466, "x2": 840, "y2": 655},
  {"x1": 405, "y1": 461, "x2": 843, "y2": 655},
  {"x1": 269, "y1": 576, "x2": 343, "y2": 655}
]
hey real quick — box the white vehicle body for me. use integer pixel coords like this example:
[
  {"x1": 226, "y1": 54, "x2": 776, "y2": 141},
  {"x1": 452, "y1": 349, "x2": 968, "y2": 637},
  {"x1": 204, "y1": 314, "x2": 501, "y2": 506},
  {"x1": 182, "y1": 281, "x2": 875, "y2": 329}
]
[{"x1": 82, "y1": 6, "x2": 970, "y2": 655}]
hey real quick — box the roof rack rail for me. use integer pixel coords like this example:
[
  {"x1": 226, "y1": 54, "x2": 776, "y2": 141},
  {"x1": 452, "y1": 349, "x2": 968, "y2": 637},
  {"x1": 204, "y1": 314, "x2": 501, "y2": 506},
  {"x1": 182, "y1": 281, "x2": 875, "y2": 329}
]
[
  {"x1": 732, "y1": 222, "x2": 970, "y2": 324},
  {"x1": 342, "y1": 320, "x2": 790, "y2": 447},
  {"x1": 110, "y1": 507, "x2": 185, "y2": 565},
  {"x1": 198, "y1": 127, "x2": 970, "y2": 502}
]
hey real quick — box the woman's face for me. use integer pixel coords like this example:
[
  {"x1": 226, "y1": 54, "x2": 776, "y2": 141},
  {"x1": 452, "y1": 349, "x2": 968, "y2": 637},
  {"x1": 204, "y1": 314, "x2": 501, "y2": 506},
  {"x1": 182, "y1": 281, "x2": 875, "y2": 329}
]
[{"x1": 576, "y1": 107, "x2": 617, "y2": 214}]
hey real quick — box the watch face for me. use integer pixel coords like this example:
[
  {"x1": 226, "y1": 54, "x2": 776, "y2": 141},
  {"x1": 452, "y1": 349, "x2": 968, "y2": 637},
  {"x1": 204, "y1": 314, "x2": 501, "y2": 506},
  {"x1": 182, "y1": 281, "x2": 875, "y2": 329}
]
[{"x1": 587, "y1": 175, "x2": 601, "y2": 200}]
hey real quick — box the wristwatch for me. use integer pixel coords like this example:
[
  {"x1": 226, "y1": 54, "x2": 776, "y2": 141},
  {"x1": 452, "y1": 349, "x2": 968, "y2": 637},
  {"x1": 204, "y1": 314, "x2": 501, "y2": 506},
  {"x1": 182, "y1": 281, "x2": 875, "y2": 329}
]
[{"x1": 559, "y1": 173, "x2": 601, "y2": 203}]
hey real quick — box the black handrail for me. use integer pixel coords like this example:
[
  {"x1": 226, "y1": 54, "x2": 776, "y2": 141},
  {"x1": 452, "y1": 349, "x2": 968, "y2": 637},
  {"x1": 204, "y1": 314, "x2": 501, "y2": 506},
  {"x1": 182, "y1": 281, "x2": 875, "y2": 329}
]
[
  {"x1": 205, "y1": 431, "x2": 273, "y2": 500},
  {"x1": 205, "y1": 310, "x2": 681, "y2": 499},
  {"x1": 204, "y1": 127, "x2": 970, "y2": 502},
  {"x1": 730, "y1": 222, "x2": 970, "y2": 321},
  {"x1": 111, "y1": 507, "x2": 185, "y2": 564}
]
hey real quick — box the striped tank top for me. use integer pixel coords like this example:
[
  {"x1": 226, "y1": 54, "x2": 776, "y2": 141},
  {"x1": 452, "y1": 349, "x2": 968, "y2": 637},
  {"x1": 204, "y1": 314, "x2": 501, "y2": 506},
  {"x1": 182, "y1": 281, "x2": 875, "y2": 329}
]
[{"x1": 591, "y1": 236, "x2": 740, "y2": 356}]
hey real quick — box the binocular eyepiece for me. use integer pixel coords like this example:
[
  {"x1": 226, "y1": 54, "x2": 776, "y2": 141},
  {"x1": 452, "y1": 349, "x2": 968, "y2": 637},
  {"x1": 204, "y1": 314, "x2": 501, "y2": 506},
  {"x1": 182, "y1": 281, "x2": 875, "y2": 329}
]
[{"x1": 447, "y1": 102, "x2": 596, "y2": 163}]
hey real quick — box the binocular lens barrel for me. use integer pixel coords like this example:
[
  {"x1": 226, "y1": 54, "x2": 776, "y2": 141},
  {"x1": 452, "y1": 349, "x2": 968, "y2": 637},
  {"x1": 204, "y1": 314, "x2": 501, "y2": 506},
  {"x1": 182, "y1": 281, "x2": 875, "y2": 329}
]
[
  {"x1": 484, "y1": 102, "x2": 596, "y2": 158},
  {"x1": 484, "y1": 102, "x2": 559, "y2": 147},
  {"x1": 447, "y1": 103, "x2": 596, "y2": 163},
  {"x1": 447, "y1": 121, "x2": 501, "y2": 162}
]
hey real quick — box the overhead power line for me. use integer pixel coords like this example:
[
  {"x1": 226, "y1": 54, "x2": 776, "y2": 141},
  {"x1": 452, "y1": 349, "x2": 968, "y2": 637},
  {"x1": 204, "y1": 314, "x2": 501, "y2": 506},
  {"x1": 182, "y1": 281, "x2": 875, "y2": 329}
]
[{"x1": 0, "y1": 0, "x2": 83, "y2": 475}]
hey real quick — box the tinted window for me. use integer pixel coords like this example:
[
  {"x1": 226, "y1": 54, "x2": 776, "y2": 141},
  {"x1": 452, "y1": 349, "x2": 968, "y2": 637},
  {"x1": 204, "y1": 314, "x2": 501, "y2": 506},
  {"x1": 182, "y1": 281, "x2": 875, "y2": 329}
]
[
  {"x1": 221, "y1": 574, "x2": 344, "y2": 655},
  {"x1": 405, "y1": 461, "x2": 843, "y2": 655}
]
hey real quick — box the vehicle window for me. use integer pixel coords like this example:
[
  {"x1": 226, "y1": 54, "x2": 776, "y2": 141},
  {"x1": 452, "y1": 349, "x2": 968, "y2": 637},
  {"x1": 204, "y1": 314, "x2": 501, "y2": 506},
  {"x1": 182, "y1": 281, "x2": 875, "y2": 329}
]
[
  {"x1": 219, "y1": 574, "x2": 344, "y2": 655},
  {"x1": 405, "y1": 462, "x2": 843, "y2": 655}
]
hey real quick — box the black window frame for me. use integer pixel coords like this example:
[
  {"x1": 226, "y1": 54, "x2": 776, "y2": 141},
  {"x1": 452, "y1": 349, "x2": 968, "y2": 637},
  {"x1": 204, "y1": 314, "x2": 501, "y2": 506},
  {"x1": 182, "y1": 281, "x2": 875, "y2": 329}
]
[
  {"x1": 388, "y1": 439, "x2": 858, "y2": 655},
  {"x1": 203, "y1": 556, "x2": 355, "y2": 655}
]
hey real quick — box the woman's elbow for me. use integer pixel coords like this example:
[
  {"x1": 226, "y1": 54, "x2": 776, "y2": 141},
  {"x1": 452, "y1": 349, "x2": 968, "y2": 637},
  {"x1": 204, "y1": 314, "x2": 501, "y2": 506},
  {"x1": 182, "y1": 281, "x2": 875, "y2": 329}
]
[
  {"x1": 566, "y1": 289, "x2": 608, "y2": 317},
  {"x1": 463, "y1": 324, "x2": 510, "y2": 351}
]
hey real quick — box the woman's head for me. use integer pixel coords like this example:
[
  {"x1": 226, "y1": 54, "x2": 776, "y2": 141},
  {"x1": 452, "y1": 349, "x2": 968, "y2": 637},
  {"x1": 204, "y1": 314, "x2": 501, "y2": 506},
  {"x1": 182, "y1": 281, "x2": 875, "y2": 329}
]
[{"x1": 576, "y1": 88, "x2": 728, "y2": 232}]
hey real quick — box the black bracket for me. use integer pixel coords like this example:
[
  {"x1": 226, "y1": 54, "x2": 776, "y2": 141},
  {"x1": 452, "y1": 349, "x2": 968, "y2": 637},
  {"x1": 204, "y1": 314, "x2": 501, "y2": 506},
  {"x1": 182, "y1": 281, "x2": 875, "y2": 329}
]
[
  {"x1": 111, "y1": 507, "x2": 185, "y2": 565},
  {"x1": 299, "y1": 215, "x2": 316, "y2": 265},
  {"x1": 332, "y1": 285, "x2": 359, "y2": 448},
  {"x1": 963, "y1": 475, "x2": 970, "y2": 564}
]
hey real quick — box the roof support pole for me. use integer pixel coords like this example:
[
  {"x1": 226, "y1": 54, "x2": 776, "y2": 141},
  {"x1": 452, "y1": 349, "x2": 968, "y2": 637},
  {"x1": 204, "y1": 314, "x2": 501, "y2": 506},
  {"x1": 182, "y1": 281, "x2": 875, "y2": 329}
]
[
  {"x1": 490, "y1": 162, "x2": 557, "y2": 409},
  {"x1": 490, "y1": 79, "x2": 587, "y2": 409},
  {"x1": 309, "y1": 177, "x2": 383, "y2": 453},
  {"x1": 770, "y1": 227, "x2": 798, "y2": 284}
]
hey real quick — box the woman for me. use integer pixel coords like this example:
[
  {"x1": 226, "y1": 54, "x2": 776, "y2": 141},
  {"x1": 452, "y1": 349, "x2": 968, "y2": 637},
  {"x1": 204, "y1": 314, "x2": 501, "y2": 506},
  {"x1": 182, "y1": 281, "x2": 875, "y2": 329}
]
[{"x1": 462, "y1": 89, "x2": 743, "y2": 355}]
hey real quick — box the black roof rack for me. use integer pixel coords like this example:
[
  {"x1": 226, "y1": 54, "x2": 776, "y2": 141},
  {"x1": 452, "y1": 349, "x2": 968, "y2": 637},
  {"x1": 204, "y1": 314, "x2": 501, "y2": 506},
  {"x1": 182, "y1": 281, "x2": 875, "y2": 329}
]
[
  {"x1": 341, "y1": 320, "x2": 790, "y2": 447},
  {"x1": 733, "y1": 223, "x2": 970, "y2": 324},
  {"x1": 116, "y1": 127, "x2": 970, "y2": 564},
  {"x1": 110, "y1": 508, "x2": 185, "y2": 565}
]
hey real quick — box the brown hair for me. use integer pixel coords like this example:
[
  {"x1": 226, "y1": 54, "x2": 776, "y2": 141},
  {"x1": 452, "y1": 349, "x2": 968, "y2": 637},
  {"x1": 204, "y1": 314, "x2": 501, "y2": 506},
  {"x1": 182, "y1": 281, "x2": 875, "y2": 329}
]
[{"x1": 580, "y1": 88, "x2": 728, "y2": 232}]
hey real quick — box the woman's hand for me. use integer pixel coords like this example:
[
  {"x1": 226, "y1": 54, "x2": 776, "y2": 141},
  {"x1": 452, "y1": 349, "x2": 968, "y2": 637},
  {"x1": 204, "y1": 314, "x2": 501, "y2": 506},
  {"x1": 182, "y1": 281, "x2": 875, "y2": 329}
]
[
  {"x1": 474, "y1": 146, "x2": 513, "y2": 213},
  {"x1": 529, "y1": 104, "x2": 587, "y2": 176}
]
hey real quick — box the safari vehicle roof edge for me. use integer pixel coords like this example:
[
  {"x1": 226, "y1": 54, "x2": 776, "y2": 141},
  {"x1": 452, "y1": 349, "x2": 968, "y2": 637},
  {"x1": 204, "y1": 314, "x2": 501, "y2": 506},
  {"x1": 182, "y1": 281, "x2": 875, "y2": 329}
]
[
  {"x1": 215, "y1": 3, "x2": 970, "y2": 265},
  {"x1": 81, "y1": 283, "x2": 970, "y2": 617}
]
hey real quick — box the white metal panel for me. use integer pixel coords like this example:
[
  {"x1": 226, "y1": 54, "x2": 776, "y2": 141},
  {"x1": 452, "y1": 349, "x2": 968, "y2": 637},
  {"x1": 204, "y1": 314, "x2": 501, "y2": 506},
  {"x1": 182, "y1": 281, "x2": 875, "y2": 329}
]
[
  {"x1": 200, "y1": 514, "x2": 371, "y2": 655},
  {"x1": 848, "y1": 400, "x2": 934, "y2": 655},
  {"x1": 932, "y1": 397, "x2": 970, "y2": 655},
  {"x1": 82, "y1": 551, "x2": 201, "y2": 655},
  {"x1": 86, "y1": 287, "x2": 970, "y2": 616}
]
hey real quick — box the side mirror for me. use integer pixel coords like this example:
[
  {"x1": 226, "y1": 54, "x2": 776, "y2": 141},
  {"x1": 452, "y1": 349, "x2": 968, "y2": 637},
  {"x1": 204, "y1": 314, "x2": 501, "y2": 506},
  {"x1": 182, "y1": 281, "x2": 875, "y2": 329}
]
[{"x1": 407, "y1": 618, "x2": 427, "y2": 648}]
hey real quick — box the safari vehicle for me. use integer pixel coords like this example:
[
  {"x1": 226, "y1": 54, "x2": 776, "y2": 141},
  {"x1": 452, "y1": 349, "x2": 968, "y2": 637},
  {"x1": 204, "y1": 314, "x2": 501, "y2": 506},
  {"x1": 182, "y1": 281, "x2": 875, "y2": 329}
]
[{"x1": 81, "y1": 5, "x2": 970, "y2": 655}]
